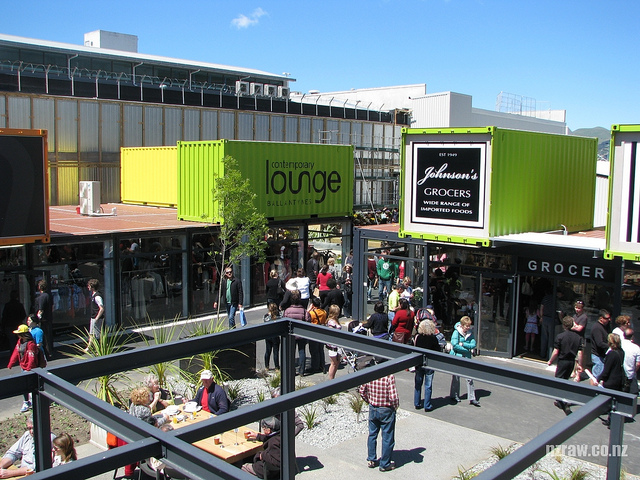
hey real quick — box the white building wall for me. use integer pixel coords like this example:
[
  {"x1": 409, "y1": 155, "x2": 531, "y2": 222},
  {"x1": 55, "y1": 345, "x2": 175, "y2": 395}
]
[
  {"x1": 410, "y1": 91, "x2": 567, "y2": 134},
  {"x1": 83, "y1": 30, "x2": 138, "y2": 52}
]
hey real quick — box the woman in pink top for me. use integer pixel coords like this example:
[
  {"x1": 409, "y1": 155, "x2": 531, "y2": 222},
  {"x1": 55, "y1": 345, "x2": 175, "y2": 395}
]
[{"x1": 316, "y1": 264, "x2": 332, "y2": 303}]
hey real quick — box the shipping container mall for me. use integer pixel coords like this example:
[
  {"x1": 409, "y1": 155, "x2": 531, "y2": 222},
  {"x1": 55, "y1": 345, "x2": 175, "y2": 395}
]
[{"x1": 350, "y1": 126, "x2": 640, "y2": 361}]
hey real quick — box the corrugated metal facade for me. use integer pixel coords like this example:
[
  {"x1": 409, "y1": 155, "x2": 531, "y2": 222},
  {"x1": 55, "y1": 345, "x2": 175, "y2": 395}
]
[{"x1": 0, "y1": 91, "x2": 400, "y2": 208}]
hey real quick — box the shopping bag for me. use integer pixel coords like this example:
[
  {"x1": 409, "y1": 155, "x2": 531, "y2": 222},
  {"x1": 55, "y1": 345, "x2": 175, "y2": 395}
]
[{"x1": 239, "y1": 309, "x2": 248, "y2": 327}]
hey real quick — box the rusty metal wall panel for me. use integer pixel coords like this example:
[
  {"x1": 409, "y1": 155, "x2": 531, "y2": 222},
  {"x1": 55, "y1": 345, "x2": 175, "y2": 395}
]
[
  {"x1": 55, "y1": 164, "x2": 80, "y2": 205},
  {"x1": 311, "y1": 118, "x2": 323, "y2": 143},
  {"x1": 57, "y1": 100, "x2": 78, "y2": 153},
  {"x1": 219, "y1": 110, "x2": 235, "y2": 139},
  {"x1": 99, "y1": 165, "x2": 121, "y2": 203},
  {"x1": 299, "y1": 117, "x2": 311, "y2": 143},
  {"x1": 238, "y1": 112, "x2": 253, "y2": 140},
  {"x1": 255, "y1": 114, "x2": 269, "y2": 141},
  {"x1": 7, "y1": 96, "x2": 31, "y2": 128},
  {"x1": 165, "y1": 107, "x2": 183, "y2": 145},
  {"x1": 325, "y1": 120, "x2": 339, "y2": 144},
  {"x1": 201, "y1": 110, "x2": 217, "y2": 140},
  {"x1": 183, "y1": 109, "x2": 200, "y2": 141},
  {"x1": 144, "y1": 105, "x2": 163, "y2": 145},
  {"x1": 285, "y1": 116, "x2": 298, "y2": 142},
  {"x1": 0, "y1": 95, "x2": 5, "y2": 127},
  {"x1": 33, "y1": 97, "x2": 56, "y2": 152},
  {"x1": 339, "y1": 121, "x2": 350, "y2": 145},
  {"x1": 362, "y1": 123, "x2": 373, "y2": 148},
  {"x1": 79, "y1": 101, "x2": 99, "y2": 152},
  {"x1": 123, "y1": 104, "x2": 142, "y2": 147},
  {"x1": 373, "y1": 123, "x2": 384, "y2": 148},
  {"x1": 271, "y1": 115, "x2": 284, "y2": 142},
  {"x1": 101, "y1": 103, "x2": 121, "y2": 153},
  {"x1": 350, "y1": 122, "x2": 362, "y2": 146}
]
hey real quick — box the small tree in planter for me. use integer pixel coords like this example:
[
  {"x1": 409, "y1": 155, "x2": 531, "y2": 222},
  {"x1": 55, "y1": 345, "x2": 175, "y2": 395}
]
[{"x1": 212, "y1": 155, "x2": 268, "y2": 322}]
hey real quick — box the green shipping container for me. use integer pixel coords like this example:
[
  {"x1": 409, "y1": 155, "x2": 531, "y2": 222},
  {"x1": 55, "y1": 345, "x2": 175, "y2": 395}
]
[
  {"x1": 399, "y1": 127, "x2": 597, "y2": 246},
  {"x1": 605, "y1": 124, "x2": 640, "y2": 260},
  {"x1": 177, "y1": 140, "x2": 354, "y2": 222}
]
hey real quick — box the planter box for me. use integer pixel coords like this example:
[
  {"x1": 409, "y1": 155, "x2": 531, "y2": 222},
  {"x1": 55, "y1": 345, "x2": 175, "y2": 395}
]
[{"x1": 89, "y1": 423, "x2": 108, "y2": 451}]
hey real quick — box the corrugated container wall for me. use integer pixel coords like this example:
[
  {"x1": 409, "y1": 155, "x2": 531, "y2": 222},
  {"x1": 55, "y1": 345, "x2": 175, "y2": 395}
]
[
  {"x1": 177, "y1": 140, "x2": 354, "y2": 223},
  {"x1": 489, "y1": 128, "x2": 596, "y2": 236},
  {"x1": 606, "y1": 125, "x2": 640, "y2": 260},
  {"x1": 121, "y1": 147, "x2": 178, "y2": 207},
  {"x1": 400, "y1": 127, "x2": 597, "y2": 245}
]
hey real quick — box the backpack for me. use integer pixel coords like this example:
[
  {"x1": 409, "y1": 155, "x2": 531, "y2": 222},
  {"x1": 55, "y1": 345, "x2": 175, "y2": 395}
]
[{"x1": 37, "y1": 348, "x2": 47, "y2": 368}]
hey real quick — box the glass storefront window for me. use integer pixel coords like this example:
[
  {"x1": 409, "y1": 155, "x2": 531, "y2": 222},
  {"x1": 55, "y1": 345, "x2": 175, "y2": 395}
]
[
  {"x1": 190, "y1": 233, "x2": 220, "y2": 316},
  {"x1": 32, "y1": 241, "x2": 108, "y2": 335},
  {"x1": 0, "y1": 246, "x2": 26, "y2": 268},
  {"x1": 119, "y1": 235, "x2": 185, "y2": 326}
]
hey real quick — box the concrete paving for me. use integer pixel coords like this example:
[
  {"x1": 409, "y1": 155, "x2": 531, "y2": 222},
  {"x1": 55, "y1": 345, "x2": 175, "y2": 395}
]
[{"x1": 1, "y1": 306, "x2": 639, "y2": 479}]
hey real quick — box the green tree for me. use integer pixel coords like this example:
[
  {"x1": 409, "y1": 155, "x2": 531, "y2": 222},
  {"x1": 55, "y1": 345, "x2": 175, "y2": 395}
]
[{"x1": 213, "y1": 155, "x2": 268, "y2": 321}]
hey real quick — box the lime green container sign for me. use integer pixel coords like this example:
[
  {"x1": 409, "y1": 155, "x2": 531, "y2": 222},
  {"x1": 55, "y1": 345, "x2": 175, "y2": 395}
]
[{"x1": 177, "y1": 140, "x2": 354, "y2": 222}]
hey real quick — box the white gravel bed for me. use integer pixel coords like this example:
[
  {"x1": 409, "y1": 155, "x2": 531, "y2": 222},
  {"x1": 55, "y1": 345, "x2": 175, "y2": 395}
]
[
  {"x1": 226, "y1": 376, "x2": 409, "y2": 448},
  {"x1": 457, "y1": 442, "x2": 639, "y2": 480}
]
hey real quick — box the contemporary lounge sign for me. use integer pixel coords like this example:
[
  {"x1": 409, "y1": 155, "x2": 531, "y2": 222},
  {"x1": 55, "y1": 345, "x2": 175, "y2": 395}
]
[{"x1": 411, "y1": 143, "x2": 486, "y2": 228}]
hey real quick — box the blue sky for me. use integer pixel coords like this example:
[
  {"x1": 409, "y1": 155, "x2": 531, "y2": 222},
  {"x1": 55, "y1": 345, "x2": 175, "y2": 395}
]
[{"x1": 2, "y1": 0, "x2": 638, "y2": 131}]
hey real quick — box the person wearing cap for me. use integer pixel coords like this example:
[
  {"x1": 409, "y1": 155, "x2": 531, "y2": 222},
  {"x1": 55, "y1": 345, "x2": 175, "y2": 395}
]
[
  {"x1": 191, "y1": 370, "x2": 229, "y2": 415},
  {"x1": 241, "y1": 416, "x2": 281, "y2": 478},
  {"x1": 7, "y1": 325, "x2": 39, "y2": 413}
]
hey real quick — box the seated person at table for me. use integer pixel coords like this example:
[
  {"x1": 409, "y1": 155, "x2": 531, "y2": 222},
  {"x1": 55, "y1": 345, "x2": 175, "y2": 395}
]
[
  {"x1": 0, "y1": 417, "x2": 56, "y2": 478},
  {"x1": 129, "y1": 386, "x2": 169, "y2": 427},
  {"x1": 241, "y1": 417, "x2": 281, "y2": 479},
  {"x1": 191, "y1": 370, "x2": 229, "y2": 415},
  {"x1": 52, "y1": 433, "x2": 77, "y2": 467},
  {"x1": 144, "y1": 374, "x2": 171, "y2": 413}
]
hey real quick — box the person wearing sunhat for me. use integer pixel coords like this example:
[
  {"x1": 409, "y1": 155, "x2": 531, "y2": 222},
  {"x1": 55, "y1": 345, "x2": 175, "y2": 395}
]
[
  {"x1": 7, "y1": 325, "x2": 39, "y2": 413},
  {"x1": 190, "y1": 370, "x2": 229, "y2": 415}
]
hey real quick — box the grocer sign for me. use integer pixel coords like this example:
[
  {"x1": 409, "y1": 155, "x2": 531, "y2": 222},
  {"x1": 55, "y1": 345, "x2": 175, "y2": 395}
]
[
  {"x1": 410, "y1": 143, "x2": 486, "y2": 228},
  {"x1": 518, "y1": 257, "x2": 615, "y2": 283}
]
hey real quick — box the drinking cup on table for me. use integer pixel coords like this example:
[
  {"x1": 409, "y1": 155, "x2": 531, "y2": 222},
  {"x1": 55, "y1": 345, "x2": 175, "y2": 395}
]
[
  {"x1": 214, "y1": 436, "x2": 221, "y2": 445},
  {"x1": 192, "y1": 411, "x2": 196, "y2": 420},
  {"x1": 244, "y1": 431, "x2": 251, "y2": 440},
  {"x1": 172, "y1": 416, "x2": 178, "y2": 424},
  {"x1": 25, "y1": 469, "x2": 35, "y2": 475}
]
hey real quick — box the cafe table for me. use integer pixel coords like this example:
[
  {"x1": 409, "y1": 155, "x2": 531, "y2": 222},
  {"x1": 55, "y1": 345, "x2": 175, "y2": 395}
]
[{"x1": 164, "y1": 408, "x2": 264, "y2": 464}]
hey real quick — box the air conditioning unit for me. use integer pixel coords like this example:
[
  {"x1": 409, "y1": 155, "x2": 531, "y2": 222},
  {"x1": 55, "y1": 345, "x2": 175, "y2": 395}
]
[
  {"x1": 235, "y1": 81, "x2": 249, "y2": 95},
  {"x1": 264, "y1": 84, "x2": 277, "y2": 97},
  {"x1": 79, "y1": 181, "x2": 101, "y2": 215},
  {"x1": 250, "y1": 83, "x2": 264, "y2": 96},
  {"x1": 278, "y1": 86, "x2": 290, "y2": 99}
]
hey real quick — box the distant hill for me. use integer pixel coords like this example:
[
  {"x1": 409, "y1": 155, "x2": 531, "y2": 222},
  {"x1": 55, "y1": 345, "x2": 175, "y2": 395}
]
[{"x1": 569, "y1": 127, "x2": 610, "y2": 160}]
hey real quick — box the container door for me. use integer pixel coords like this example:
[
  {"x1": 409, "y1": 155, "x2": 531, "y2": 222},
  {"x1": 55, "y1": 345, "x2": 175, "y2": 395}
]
[{"x1": 476, "y1": 273, "x2": 514, "y2": 357}]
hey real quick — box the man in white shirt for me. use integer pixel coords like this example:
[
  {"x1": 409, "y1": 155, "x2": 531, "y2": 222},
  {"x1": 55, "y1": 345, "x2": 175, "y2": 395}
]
[
  {"x1": 621, "y1": 328, "x2": 640, "y2": 395},
  {"x1": 0, "y1": 418, "x2": 56, "y2": 477}
]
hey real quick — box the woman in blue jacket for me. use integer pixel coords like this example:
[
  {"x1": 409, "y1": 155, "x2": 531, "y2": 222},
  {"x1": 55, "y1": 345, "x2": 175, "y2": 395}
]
[{"x1": 449, "y1": 316, "x2": 481, "y2": 407}]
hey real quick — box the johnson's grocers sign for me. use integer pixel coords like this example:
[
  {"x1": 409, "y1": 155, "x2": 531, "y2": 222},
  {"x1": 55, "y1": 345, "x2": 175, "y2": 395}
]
[
  {"x1": 232, "y1": 142, "x2": 354, "y2": 220},
  {"x1": 410, "y1": 142, "x2": 487, "y2": 228}
]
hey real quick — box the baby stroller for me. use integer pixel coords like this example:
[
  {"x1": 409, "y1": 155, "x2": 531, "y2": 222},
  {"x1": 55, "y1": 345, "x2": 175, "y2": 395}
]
[{"x1": 338, "y1": 320, "x2": 376, "y2": 372}]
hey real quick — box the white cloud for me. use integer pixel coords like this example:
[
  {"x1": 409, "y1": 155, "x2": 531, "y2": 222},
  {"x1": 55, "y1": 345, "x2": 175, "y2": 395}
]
[{"x1": 231, "y1": 8, "x2": 267, "y2": 29}]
